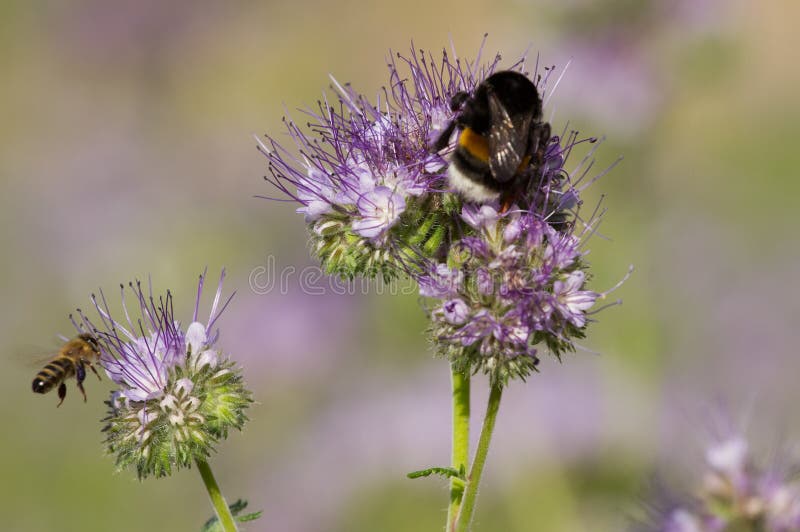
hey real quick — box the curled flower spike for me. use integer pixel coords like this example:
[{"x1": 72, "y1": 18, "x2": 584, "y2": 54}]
[
  {"x1": 73, "y1": 270, "x2": 252, "y2": 479},
  {"x1": 640, "y1": 434, "x2": 800, "y2": 531}
]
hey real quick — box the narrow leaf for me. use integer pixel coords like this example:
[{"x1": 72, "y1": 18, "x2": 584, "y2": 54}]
[{"x1": 407, "y1": 466, "x2": 463, "y2": 480}]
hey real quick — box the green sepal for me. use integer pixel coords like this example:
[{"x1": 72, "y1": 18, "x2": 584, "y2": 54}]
[{"x1": 309, "y1": 216, "x2": 403, "y2": 282}]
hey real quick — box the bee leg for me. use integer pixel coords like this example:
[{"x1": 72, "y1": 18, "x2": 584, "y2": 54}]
[
  {"x1": 432, "y1": 120, "x2": 457, "y2": 152},
  {"x1": 86, "y1": 360, "x2": 102, "y2": 381},
  {"x1": 534, "y1": 122, "x2": 551, "y2": 169},
  {"x1": 449, "y1": 91, "x2": 469, "y2": 112},
  {"x1": 57, "y1": 383, "x2": 67, "y2": 408},
  {"x1": 499, "y1": 182, "x2": 524, "y2": 214},
  {"x1": 76, "y1": 380, "x2": 88, "y2": 402},
  {"x1": 499, "y1": 193, "x2": 514, "y2": 214},
  {"x1": 76, "y1": 362, "x2": 88, "y2": 402},
  {"x1": 431, "y1": 92, "x2": 469, "y2": 153}
]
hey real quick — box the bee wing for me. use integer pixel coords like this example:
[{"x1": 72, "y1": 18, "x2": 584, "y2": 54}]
[
  {"x1": 16, "y1": 350, "x2": 60, "y2": 369},
  {"x1": 15, "y1": 338, "x2": 81, "y2": 369},
  {"x1": 487, "y1": 91, "x2": 532, "y2": 183}
]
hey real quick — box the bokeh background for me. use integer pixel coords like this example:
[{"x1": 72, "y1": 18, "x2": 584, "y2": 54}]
[{"x1": 2, "y1": 0, "x2": 798, "y2": 530}]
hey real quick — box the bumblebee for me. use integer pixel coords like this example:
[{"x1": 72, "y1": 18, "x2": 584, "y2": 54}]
[
  {"x1": 32, "y1": 334, "x2": 101, "y2": 407},
  {"x1": 433, "y1": 70, "x2": 551, "y2": 206}
]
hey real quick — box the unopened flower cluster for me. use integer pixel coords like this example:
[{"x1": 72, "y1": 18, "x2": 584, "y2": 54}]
[
  {"x1": 75, "y1": 272, "x2": 251, "y2": 479},
  {"x1": 262, "y1": 42, "x2": 620, "y2": 382},
  {"x1": 652, "y1": 436, "x2": 800, "y2": 531}
]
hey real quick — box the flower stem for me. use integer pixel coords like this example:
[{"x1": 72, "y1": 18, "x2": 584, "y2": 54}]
[
  {"x1": 196, "y1": 458, "x2": 239, "y2": 532},
  {"x1": 447, "y1": 365, "x2": 471, "y2": 531},
  {"x1": 455, "y1": 383, "x2": 503, "y2": 532}
]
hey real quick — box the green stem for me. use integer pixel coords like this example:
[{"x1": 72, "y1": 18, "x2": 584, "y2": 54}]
[
  {"x1": 446, "y1": 365, "x2": 471, "y2": 532},
  {"x1": 196, "y1": 458, "x2": 239, "y2": 532},
  {"x1": 455, "y1": 383, "x2": 503, "y2": 532}
]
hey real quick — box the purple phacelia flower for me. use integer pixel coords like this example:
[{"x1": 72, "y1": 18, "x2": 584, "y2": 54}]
[
  {"x1": 442, "y1": 299, "x2": 470, "y2": 325},
  {"x1": 351, "y1": 186, "x2": 406, "y2": 240},
  {"x1": 72, "y1": 270, "x2": 252, "y2": 479},
  {"x1": 258, "y1": 40, "x2": 516, "y2": 280},
  {"x1": 552, "y1": 271, "x2": 599, "y2": 328},
  {"x1": 418, "y1": 263, "x2": 463, "y2": 298},
  {"x1": 461, "y1": 204, "x2": 501, "y2": 231}
]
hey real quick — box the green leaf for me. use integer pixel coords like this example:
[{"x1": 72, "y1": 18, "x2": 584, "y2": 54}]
[
  {"x1": 237, "y1": 512, "x2": 263, "y2": 523},
  {"x1": 201, "y1": 499, "x2": 263, "y2": 531},
  {"x1": 407, "y1": 466, "x2": 464, "y2": 480}
]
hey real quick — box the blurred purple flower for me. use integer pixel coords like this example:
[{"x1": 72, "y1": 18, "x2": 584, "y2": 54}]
[
  {"x1": 641, "y1": 433, "x2": 800, "y2": 531},
  {"x1": 54, "y1": 0, "x2": 227, "y2": 69},
  {"x1": 549, "y1": 38, "x2": 661, "y2": 136},
  {"x1": 224, "y1": 284, "x2": 364, "y2": 382}
]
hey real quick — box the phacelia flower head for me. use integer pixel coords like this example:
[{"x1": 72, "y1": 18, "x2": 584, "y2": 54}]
[
  {"x1": 259, "y1": 41, "x2": 510, "y2": 280},
  {"x1": 418, "y1": 129, "x2": 626, "y2": 385},
  {"x1": 641, "y1": 434, "x2": 800, "y2": 532},
  {"x1": 73, "y1": 270, "x2": 252, "y2": 479}
]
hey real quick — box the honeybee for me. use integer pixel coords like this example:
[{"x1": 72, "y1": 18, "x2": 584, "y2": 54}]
[
  {"x1": 31, "y1": 334, "x2": 102, "y2": 407},
  {"x1": 433, "y1": 70, "x2": 551, "y2": 208}
]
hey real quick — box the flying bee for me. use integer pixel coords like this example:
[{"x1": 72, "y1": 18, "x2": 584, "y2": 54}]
[
  {"x1": 32, "y1": 333, "x2": 102, "y2": 407},
  {"x1": 433, "y1": 70, "x2": 551, "y2": 209}
]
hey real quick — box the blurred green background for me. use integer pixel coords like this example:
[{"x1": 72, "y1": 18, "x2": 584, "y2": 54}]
[{"x1": 2, "y1": 0, "x2": 798, "y2": 530}]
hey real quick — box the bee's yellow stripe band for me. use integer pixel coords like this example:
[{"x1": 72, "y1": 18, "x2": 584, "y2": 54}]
[{"x1": 458, "y1": 127, "x2": 490, "y2": 163}]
